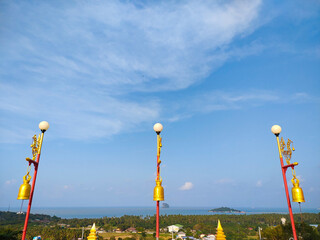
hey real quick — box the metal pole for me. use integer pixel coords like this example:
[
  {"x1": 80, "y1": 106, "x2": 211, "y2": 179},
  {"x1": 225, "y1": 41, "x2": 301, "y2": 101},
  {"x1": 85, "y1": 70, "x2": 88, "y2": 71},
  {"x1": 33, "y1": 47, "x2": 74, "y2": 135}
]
[
  {"x1": 21, "y1": 131, "x2": 45, "y2": 240},
  {"x1": 276, "y1": 135, "x2": 297, "y2": 240}
]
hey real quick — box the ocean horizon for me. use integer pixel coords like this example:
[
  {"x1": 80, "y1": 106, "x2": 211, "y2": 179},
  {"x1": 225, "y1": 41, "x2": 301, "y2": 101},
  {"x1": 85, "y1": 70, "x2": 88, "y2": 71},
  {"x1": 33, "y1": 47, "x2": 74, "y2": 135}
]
[{"x1": 1, "y1": 206, "x2": 319, "y2": 219}]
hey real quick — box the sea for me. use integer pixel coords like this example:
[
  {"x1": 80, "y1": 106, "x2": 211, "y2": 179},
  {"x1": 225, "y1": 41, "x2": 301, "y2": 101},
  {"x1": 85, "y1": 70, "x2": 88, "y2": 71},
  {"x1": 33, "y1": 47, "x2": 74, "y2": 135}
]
[{"x1": 1, "y1": 206, "x2": 319, "y2": 219}]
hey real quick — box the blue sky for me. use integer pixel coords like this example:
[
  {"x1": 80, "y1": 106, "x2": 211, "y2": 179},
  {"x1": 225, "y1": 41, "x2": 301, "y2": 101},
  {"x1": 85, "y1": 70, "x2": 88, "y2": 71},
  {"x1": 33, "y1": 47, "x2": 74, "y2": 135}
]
[{"x1": 0, "y1": 0, "x2": 319, "y2": 209}]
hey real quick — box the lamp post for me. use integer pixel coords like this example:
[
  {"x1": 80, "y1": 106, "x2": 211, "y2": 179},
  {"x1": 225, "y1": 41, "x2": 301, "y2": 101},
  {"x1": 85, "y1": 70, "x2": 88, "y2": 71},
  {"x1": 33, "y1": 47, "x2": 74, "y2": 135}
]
[
  {"x1": 271, "y1": 125, "x2": 297, "y2": 240},
  {"x1": 153, "y1": 123, "x2": 164, "y2": 240},
  {"x1": 18, "y1": 121, "x2": 49, "y2": 240}
]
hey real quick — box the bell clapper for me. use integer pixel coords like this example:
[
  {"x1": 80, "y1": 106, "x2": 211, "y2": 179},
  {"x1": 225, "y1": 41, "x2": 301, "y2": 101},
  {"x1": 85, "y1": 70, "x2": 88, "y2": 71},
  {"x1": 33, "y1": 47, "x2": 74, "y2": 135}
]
[
  {"x1": 19, "y1": 200, "x2": 24, "y2": 214},
  {"x1": 299, "y1": 202, "x2": 303, "y2": 222}
]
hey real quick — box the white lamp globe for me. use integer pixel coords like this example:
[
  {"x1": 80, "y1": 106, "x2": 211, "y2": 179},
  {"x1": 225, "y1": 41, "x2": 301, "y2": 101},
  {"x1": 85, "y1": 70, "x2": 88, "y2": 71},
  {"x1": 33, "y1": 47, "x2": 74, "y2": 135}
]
[
  {"x1": 153, "y1": 123, "x2": 163, "y2": 133},
  {"x1": 39, "y1": 121, "x2": 50, "y2": 131},
  {"x1": 271, "y1": 125, "x2": 281, "y2": 135}
]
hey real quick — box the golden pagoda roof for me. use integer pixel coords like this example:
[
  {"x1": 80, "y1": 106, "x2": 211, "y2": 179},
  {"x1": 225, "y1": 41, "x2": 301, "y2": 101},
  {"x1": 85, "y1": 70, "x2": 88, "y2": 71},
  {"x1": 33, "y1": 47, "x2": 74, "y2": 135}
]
[{"x1": 216, "y1": 219, "x2": 226, "y2": 240}]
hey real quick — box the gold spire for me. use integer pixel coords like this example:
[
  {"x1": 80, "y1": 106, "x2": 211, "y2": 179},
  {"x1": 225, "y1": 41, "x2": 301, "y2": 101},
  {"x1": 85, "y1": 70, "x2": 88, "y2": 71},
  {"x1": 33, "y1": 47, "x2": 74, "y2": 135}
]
[
  {"x1": 87, "y1": 223, "x2": 97, "y2": 240},
  {"x1": 216, "y1": 220, "x2": 226, "y2": 240}
]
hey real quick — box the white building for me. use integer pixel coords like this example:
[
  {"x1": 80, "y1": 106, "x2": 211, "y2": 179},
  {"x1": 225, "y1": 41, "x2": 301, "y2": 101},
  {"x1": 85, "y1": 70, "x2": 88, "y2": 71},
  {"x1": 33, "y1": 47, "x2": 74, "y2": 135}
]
[
  {"x1": 177, "y1": 232, "x2": 186, "y2": 239},
  {"x1": 203, "y1": 234, "x2": 216, "y2": 240},
  {"x1": 168, "y1": 225, "x2": 183, "y2": 233}
]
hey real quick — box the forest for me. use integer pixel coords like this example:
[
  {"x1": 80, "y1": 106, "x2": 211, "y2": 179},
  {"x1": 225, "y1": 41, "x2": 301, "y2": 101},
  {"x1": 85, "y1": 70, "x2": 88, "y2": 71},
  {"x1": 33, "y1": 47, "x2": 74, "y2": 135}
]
[{"x1": 1, "y1": 211, "x2": 319, "y2": 240}]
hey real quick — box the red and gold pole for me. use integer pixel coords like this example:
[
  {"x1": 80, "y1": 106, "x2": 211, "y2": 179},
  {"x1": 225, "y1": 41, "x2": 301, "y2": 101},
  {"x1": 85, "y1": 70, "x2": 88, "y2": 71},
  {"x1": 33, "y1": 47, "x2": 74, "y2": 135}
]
[
  {"x1": 19, "y1": 121, "x2": 49, "y2": 240},
  {"x1": 153, "y1": 123, "x2": 164, "y2": 240},
  {"x1": 271, "y1": 125, "x2": 297, "y2": 240}
]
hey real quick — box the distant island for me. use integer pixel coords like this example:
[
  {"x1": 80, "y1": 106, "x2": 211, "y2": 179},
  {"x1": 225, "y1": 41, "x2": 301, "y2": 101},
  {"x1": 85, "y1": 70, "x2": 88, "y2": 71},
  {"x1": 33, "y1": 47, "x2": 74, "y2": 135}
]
[
  {"x1": 162, "y1": 203, "x2": 170, "y2": 208},
  {"x1": 209, "y1": 207, "x2": 244, "y2": 213}
]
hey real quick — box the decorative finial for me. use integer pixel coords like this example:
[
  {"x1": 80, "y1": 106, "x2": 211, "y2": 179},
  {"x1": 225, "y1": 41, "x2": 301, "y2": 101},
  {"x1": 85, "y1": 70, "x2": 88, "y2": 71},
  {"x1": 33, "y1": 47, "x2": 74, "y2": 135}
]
[
  {"x1": 217, "y1": 220, "x2": 222, "y2": 230},
  {"x1": 216, "y1": 220, "x2": 226, "y2": 240},
  {"x1": 87, "y1": 223, "x2": 97, "y2": 240}
]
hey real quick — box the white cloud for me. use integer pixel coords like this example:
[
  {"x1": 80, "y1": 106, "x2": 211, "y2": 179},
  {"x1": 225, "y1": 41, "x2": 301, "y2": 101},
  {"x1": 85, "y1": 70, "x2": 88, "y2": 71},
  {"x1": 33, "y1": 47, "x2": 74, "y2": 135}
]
[
  {"x1": 0, "y1": 0, "x2": 263, "y2": 91},
  {"x1": 164, "y1": 90, "x2": 314, "y2": 123},
  {"x1": 0, "y1": 0, "x2": 266, "y2": 142},
  {"x1": 215, "y1": 178, "x2": 234, "y2": 184},
  {"x1": 180, "y1": 182, "x2": 194, "y2": 191},
  {"x1": 256, "y1": 180, "x2": 262, "y2": 187},
  {"x1": 0, "y1": 82, "x2": 160, "y2": 142},
  {"x1": 5, "y1": 179, "x2": 17, "y2": 185},
  {"x1": 63, "y1": 185, "x2": 72, "y2": 190}
]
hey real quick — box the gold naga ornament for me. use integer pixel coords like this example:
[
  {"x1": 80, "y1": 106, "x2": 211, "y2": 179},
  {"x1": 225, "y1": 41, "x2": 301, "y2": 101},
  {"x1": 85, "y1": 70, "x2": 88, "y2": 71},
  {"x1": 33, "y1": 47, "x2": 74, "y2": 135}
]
[
  {"x1": 17, "y1": 134, "x2": 40, "y2": 200},
  {"x1": 280, "y1": 138, "x2": 305, "y2": 203}
]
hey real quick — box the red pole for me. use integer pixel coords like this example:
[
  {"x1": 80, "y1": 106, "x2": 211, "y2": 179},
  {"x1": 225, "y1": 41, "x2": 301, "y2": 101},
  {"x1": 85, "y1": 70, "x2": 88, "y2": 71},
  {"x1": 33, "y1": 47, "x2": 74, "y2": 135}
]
[
  {"x1": 276, "y1": 136, "x2": 297, "y2": 240},
  {"x1": 155, "y1": 133, "x2": 161, "y2": 240},
  {"x1": 156, "y1": 144, "x2": 160, "y2": 240},
  {"x1": 21, "y1": 131, "x2": 45, "y2": 240},
  {"x1": 156, "y1": 201, "x2": 160, "y2": 240},
  {"x1": 280, "y1": 156, "x2": 297, "y2": 240}
]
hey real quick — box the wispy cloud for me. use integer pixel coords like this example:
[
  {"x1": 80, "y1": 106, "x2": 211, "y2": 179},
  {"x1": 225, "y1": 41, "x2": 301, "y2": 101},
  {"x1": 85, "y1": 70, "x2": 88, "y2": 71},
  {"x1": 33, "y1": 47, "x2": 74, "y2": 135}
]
[
  {"x1": 164, "y1": 90, "x2": 314, "y2": 123},
  {"x1": 215, "y1": 178, "x2": 234, "y2": 184},
  {"x1": 0, "y1": 0, "x2": 264, "y2": 142},
  {"x1": 0, "y1": 82, "x2": 160, "y2": 142},
  {"x1": 0, "y1": 1, "x2": 262, "y2": 91},
  {"x1": 63, "y1": 185, "x2": 73, "y2": 190},
  {"x1": 194, "y1": 90, "x2": 281, "y2": 113},
  {"x1": 256, "y1": 180, "x2": 262, "y2": 187},
  {"x1": 5, "y1": 179, "x2": 17, "y2": 186},
  {"x1": 179, "y1": 182, "x2": 194, "y2": 191}
]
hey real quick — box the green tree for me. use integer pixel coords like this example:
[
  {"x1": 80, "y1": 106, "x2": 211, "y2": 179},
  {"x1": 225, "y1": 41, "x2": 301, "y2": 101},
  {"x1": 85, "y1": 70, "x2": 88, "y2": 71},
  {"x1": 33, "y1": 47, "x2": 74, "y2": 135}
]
[
  {"x1": 136, "y1": 227, "x2": 145, "y2": 232},
  {"x1": 193, "y1": 224, "x2": 202, "y2": 231},
  {"x1": 0, "y1": 227, "x2": 20, "y2": 240}
]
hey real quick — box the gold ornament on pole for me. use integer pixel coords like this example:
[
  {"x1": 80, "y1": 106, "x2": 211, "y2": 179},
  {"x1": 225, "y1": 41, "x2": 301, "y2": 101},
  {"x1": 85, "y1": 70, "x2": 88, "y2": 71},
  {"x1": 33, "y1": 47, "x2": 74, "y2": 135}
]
[
  {"x1": 153, "y1": 123, "x2": 164, "y2": 202},
  {"x1": 292, "y1": 178, "x2": 305, "y2": 203},
  {"x1": 20, "y1": 121, "x2": 49, "y2": 240},
  {"x1": 17, "y1": 134, "x2": 41, "y2": 200},
  {"x1": 17, "y1": 174, "x2": 31, "y2": 200},
  {"x1": 153, "y1": 178, "x2": 164, "y2": 201},
  {"x1": 153, "y1": 123, "x2": 164, "y2": 240},
  {"x1": 30, "y1": 134, "x2": 40, "y2": 160},
  {"x1": 280, "y1": 138, "x2": 305, "y2": 203}
]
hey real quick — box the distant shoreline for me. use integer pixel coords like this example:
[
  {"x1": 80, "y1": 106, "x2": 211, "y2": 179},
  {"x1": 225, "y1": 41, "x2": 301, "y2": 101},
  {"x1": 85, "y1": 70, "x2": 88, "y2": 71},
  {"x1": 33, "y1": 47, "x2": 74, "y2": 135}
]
[
  {"x1": 1, "y1": 207, "x2": 318, "y2": 219},
  {"x1": 209, "y1": 210, "x2": 246, "y2": 213}
]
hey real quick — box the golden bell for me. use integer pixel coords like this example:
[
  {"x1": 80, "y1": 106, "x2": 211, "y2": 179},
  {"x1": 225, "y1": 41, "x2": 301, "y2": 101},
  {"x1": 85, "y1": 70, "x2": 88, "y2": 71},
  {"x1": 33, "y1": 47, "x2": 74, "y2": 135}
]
[
  {"x1": 292, "y1": 179, "x2": 305, "y2": 203},
  {"x1": 153, "y1": 178, "x2": 164, "y2": 201},
  {"x1": 17, "y1": 174, "x2": 31, "y2": 200}
]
